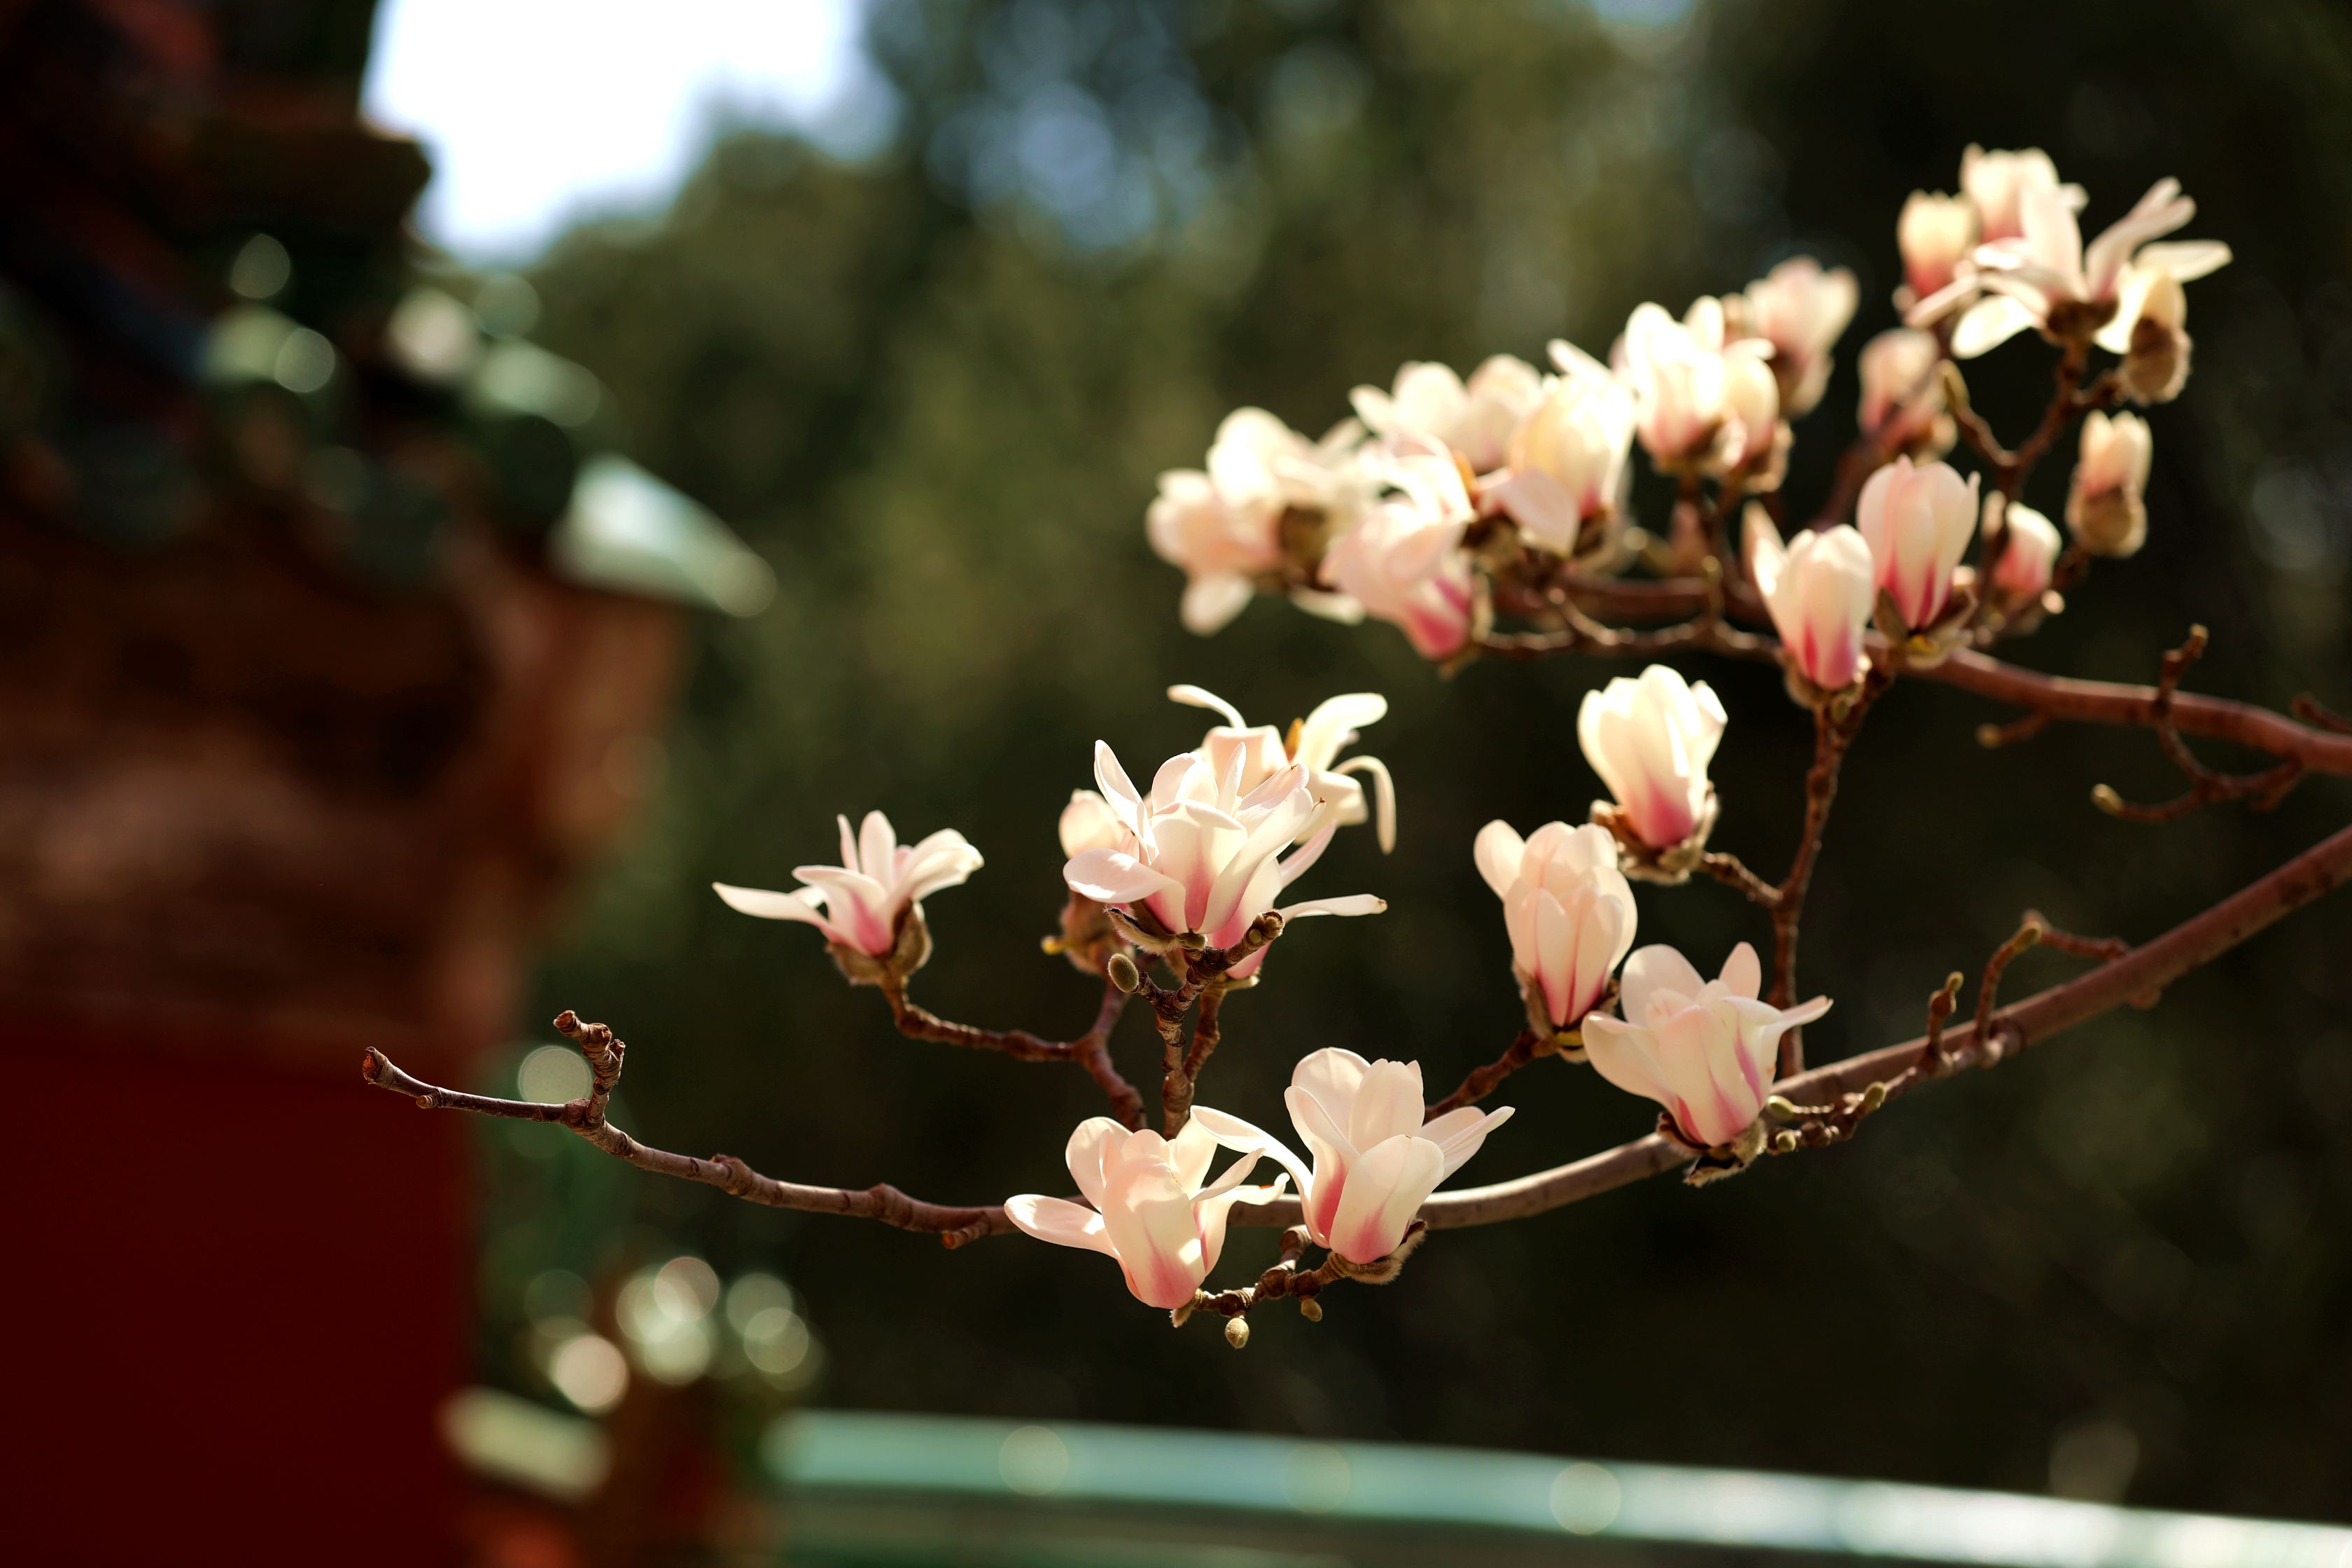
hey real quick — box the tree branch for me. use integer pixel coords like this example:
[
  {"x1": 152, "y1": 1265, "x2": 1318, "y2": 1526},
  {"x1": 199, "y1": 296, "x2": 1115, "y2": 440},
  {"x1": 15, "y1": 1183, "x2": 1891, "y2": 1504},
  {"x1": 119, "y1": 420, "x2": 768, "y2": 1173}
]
[
  {"x1": 365, "y1": 813, "x2": 2352, "y2": 1256},
  {"x1": 879, "y1": 975, "x2": 1143, "y2": 1129},
  {"x1": 1234, "y1": 812, "x2": 2352, "y2": 1235},
  {"x1": 360, "y1": 1037, "x2": 1020, "y2": 1245},
  {"x1": 1926, "y1": 648, "x2": 2352, "y2": 776},
  {"x1": 1427, "y1": 1026, "x2": 1550, "y2": 1118}
]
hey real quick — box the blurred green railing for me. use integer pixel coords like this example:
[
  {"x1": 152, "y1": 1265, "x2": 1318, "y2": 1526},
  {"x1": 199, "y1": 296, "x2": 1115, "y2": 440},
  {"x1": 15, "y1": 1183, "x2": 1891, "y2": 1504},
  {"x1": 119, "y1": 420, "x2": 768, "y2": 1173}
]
[{"x1": 764, "y1": 1411, "x2": 2352, "y2": 1568}]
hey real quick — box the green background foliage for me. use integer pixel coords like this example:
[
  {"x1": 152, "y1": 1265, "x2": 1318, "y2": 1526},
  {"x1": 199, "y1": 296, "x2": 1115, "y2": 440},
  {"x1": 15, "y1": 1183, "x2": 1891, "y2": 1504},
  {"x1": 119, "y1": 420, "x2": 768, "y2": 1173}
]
[{"x1": 491, "y1": 0, "x2": 2352, "y2": 1516}]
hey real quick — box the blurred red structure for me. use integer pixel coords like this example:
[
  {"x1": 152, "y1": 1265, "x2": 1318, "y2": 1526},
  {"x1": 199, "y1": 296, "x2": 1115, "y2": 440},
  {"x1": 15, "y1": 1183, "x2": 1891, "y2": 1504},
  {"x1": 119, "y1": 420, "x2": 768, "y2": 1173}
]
[{"x1": 1, "y1": 2, "x2": 725, "y2": 1558}]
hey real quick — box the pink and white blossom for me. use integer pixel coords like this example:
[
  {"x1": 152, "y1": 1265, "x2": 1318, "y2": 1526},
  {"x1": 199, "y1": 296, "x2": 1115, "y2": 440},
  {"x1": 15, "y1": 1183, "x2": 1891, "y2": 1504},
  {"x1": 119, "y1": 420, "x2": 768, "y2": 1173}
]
[
  {"x1": 1935, "y1": 178, "x2": 2231, "y2": 358},
  {"x1": 1614, "y1": 299, "x2": 1778, "y2": 472},
  {"x1": 1320, "y1": 438, "x2": 1478, "y2": 660},
  {"x1": 1486, "y1": 342, "x2": 1636, "y2": 554},
  {"x1": 1472, "y1": 820, "x2": 1637, "y2": 1028},
  {"x1": 1148, "y1": 408, "x2": 1368, "y2": 635},
  {"x1": 1060, "y1": 740, "x2": 1383, "y2": 974},
  {"x1": 1006, "y1": 1117, "x2": 1288, "y2": 1310},
  {"x1": 1350, "y1": 355, "x2": 1545, "y2": 475},
  {"x1": 1897, "y1": 192, "x2": 1978, "y2": 304},
  {"x1": 1989, "y1": 500, "x2": 2063, "y2": 604},
  {"x1": 1856, "y1": 328, "x2": 1953, "y2": 457},
  {"x1": 1193, "y1": 1049, "x2": 1512, "y2": 1264},
  {"x1": 1959, "y1": 144, "x2": 2083, "y2": 245},
  {"x1": 2067, "y1": 410, "x2": 2154, "y2": 558},
  {"x1": 1856, "y1": 456, "x2": 1979, "y2": 629},
  {"x1": 1581, "y1": 941, "x2": 1831, "y2": 1149},
  {"x1": 1577, "y1": 665, "x2": 1727, "y2": 851},
  {"x1": 1167, "y1": 685, "x2": 1397, "y2": 853},
  {"x1": 1747, "y1": 514, "x2": 1875, "y2": 693},
  {"x1": 1738, "y1": 256, "x2": 1859, "y2": 417},
  {"x1": 715, "y1": 812, "x2": 984, "y2": 957}
]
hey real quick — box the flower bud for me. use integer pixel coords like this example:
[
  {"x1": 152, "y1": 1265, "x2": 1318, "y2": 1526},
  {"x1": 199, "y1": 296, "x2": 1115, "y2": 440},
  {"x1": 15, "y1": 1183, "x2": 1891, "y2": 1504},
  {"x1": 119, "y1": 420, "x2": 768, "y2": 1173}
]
[
  {"x1": 1988, "y1": 500, "x2": 2062, "y2": 606},
  {"x1": 1224, "y1": 1316, "x2": 1251, "y2": 1348},
  {"x1": 1855, "y1": 456, "x2": 1978, "y2": 630},
  {"x1": 1473, "y1": 821, "x2": 1637, "y2": 1029},
  {"x1": 2067, "y1": 411, "x2": 2152, "y2": 559},
  {"x1": 1959, "y1": 144, "x2": 2076, "y2": 244},
  {"x1": 1106, "y1": 951, "x2": 1140, "y2": 993},
  {"x1": 1856, "y1": 328, "x2": 1955, "y2": 460},
  {"x1": 1898, "y1": 192, "x2": 1977, "y2": 302},
  {"x1": 1737, "y1": 256, "x2": 1858, "y2": 418},
  {"x1": 2118, "y1": 272, "x2": 2190, "y2": 405},
  {"x1": 1576, "y1": 666, "x2": 1726, "y2": 852},
  {"x1": 1747, "y1": 512, "x2": 1874, "y2": 694}
]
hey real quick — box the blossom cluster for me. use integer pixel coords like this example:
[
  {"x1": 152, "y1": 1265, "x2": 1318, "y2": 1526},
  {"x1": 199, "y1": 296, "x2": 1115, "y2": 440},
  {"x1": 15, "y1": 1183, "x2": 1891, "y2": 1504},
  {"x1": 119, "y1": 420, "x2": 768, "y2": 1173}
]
[
  {"x1": 701, "y1": 146, "x2": 2225, "y2": 1323},
  {"x1": 1147, "y1": 146, "x2": 2222, "y2": 694}
]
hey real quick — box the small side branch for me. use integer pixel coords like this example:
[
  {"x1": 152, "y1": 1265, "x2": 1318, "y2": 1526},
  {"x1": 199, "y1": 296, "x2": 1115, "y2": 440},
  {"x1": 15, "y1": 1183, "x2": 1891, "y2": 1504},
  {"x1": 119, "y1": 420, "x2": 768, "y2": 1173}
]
[
  {"x1": 880, "y1": 975, "x2": 1143, "y2": 1129},
  {"x1": 1427, "y1": 1027, "x2": 1550, "y2": 1118},
  {"x1": 2090, "y1": 626, "x2": 2309, "y2": 823},
  {"x1": 361, "y1": 1029, "x2": 1016, "y2": 1246},
  {"x1": 1766, "y1": 677, "x2": 1886, "y2": 1072}
]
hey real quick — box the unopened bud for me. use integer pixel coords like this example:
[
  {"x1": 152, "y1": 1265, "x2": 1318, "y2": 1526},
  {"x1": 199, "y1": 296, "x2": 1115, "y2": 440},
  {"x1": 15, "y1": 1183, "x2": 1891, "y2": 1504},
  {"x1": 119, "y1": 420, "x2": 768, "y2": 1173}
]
[
  {"x1": 1772, "y1": 1129, "x2": 1800, "y2": 1154},
  {"x1": 1224, "y1": 1316, "x2": 1251, "y2": 1349},
  {"x1": 1298, "y1": 1298, "x2": 1323, "y2": 1322},
  {"x1": 2121, "y1": 317, "x2": 2190, "y2": 405},
  {"x1": 1106, "y1": 951, "x2": 1140, "y2": 993}
]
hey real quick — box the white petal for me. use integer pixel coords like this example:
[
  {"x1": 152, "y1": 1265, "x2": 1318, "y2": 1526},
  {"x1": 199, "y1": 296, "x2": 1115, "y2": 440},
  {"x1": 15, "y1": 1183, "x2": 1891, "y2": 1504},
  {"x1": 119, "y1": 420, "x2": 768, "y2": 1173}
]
[{"x1": 1004, "y1": 1194, "x2": 1116, "y2": 1256}]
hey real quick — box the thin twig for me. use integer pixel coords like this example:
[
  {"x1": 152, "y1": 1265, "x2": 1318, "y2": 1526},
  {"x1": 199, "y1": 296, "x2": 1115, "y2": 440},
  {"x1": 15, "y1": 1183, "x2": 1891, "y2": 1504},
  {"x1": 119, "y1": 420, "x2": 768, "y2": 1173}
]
[
  {"x1": 881, "y1": 975, "x2": 1143, "y2": 1129},
  {"x1": 1699, "y1": 850, "x2": 1779, "y2": 906},
  {"x1": 1767, "y1": 675, "x2": 1886, "y2": 1072},
  {"x1": 360, "y1": 1032, "x2": 1018, "y2": 1245},
  {"x1": 1427, "y1": 1027, "x2": 1549, "y2": 1118},
  {"x1": 2090, "y1": 626, "x2": 2311, "y2": 823}
]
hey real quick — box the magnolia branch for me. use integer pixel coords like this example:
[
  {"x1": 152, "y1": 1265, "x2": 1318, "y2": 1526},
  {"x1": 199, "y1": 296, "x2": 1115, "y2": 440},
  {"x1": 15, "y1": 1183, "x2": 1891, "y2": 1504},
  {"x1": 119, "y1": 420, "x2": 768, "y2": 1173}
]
[
  {"x1": 880, "y1": 973, "x2": 1142, "y2": 1129},
  {"x1": 360, "y1": 1012, "x2": 1016, "y2": 1244},
  {"x1": 1281, "y1": 811, "x2": 2352, "y2": 1234},
  {"x1": 362, "y1": 816, "x2": 2352, "y2": 1259}
]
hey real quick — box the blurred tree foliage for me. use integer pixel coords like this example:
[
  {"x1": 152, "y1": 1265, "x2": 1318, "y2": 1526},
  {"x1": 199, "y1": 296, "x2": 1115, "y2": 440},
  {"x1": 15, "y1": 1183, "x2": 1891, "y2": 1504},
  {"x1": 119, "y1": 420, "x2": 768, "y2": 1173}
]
[{"x1": 505, "y1": 0, "x2": 2352, "y2": 1517}]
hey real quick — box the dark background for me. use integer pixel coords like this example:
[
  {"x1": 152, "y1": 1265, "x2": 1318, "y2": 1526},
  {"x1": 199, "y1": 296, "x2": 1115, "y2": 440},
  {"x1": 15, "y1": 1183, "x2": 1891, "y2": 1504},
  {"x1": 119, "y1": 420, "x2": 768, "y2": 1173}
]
[{"x1": 470, "y1": 0, "x2": 2352, "y2": 1520}]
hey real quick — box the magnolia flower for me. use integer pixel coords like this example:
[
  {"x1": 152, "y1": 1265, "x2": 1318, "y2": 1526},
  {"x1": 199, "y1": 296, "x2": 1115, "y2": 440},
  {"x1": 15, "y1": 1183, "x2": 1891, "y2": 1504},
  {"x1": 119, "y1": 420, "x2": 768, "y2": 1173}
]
[
  {"x1": 1614, "y1": 299, "x2": 1777, "y2": 472},
  {"x1": 1148, "y1": 408, "x2": 1368, "y2": 635},
  {"x1": 2104, "y1": 269, "x2": 2192, "y2": 405},
  {"x1": 1856, "y1": 328, "x2": 1954, "y2": 458},
  {"x1": 1959, "y1": 144, "x2": 2083, "y2": 244},
  {"x1": 1578, "y1": 665, "x2": 1727, "y2": 851},
  {"x1": 1472, "y1": 820, "x2": 1637, "y2": 1029},
  {"x1": 715, "y1": 812, "x2": 983, "y2": 958},
  {"x1": 1350, "y1": 355, "x2": 1544, "y2": 475},
  {"x1": 1167, "y1": 685, "x2": 1396, "y2": 852},
  {"x1": 1938, "y1": 178, "x2": 2231, "y2": 358},
  {"x1": 1897, "y1": 191, "x2": 1978, "y2": 304},
  {"x1": 2067, "y1": 410, "x2": 2153, "y2": 559},
  {"x1": 1059, "y1": 791, "x2": 1126, "y2": 858},
  {"x1": 1006, "y1": 1117, "x2": 1288, "y2": 1310},
  {"x1": 1746, "y1": 513, "x2": 1874, "y2": 693},
  {"x1": 1856, "y1": 456, "x2": 1978, "y2": 629},
  {"x1": 1582, "y1": 941, "x2": 1831, "y2": 1149},
  {"x1": 1488, "y1": 343, "x2": 1636, "y2": 554},
  {"x1": 1061, "y1": 741, "x2": 1383, "y2": 972},
  {"x1": 1737, "y1": 257, "x2": 1859, "y2": 417},
  {"x1": 1320, "y1": 438, "x2": 1478, "y2": 660},
  {"x1": 1194, "y1": 1050, "x2": 1512, "y2": 1264},
  {"x1": 1989, "y1": 500, "x2": 2063, "y2": 604}
]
